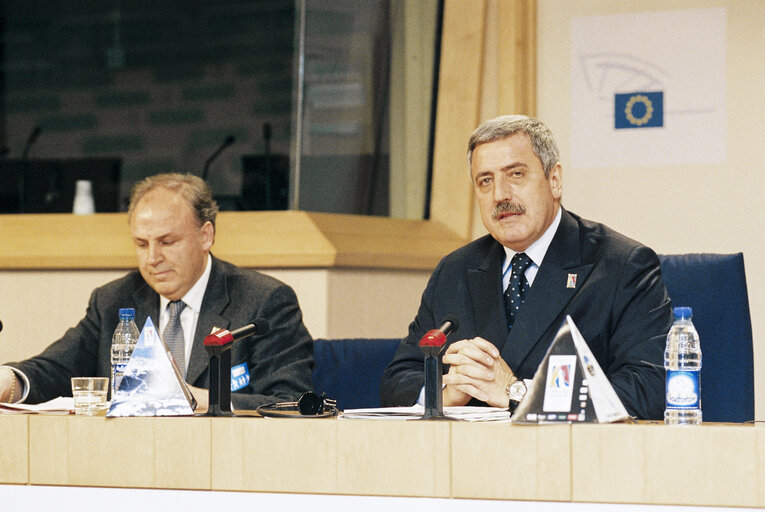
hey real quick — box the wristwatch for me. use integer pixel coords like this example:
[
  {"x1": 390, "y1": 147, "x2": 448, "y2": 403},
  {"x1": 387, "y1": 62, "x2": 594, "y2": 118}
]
[{"x1": 506, "y1": 379, "x2": 527, "y2": 404}]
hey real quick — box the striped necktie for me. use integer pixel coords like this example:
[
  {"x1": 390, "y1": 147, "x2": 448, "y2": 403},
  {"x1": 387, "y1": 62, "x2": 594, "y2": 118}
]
[{"x1": 164, "y1": 300, "x2": 187, "y2": 380}]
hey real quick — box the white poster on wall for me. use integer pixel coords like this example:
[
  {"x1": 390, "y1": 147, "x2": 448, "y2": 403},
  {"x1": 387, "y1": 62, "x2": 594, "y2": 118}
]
[{"x1": 570, "y1": 8, "x2": 726, "y2": 168}]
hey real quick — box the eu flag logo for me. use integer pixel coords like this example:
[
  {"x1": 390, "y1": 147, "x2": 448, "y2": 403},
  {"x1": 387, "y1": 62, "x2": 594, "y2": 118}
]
[{"x1": 615, "y1": 91, "x2": 663, "y2": 129}]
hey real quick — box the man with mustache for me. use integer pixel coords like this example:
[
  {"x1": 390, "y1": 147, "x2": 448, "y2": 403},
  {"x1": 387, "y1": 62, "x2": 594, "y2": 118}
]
[{"x1": 381, "y1": 115, "x2": 672, "y2": 420}]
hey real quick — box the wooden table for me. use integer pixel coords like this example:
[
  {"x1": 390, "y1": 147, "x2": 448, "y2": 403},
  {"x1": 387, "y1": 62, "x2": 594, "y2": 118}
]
[{"x1": 1, "y1": 415, "x2": 763, "y2": 508}]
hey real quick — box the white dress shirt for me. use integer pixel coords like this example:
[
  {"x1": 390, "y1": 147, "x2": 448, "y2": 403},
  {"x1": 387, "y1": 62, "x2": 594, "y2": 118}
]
[
  {"x1": 501, "y1": 206, "x2": 562, "y2": 291},
  {"x1": 158, "y1": 254, "x2": 212, "y2": 373}
]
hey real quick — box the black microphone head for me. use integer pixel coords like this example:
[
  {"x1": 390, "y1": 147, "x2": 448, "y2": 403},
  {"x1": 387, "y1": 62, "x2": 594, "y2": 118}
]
[
  {"x1": 224, "y1": 135, "x2": 235, "y2": 146},
  {"x1": 250, "y1": 318, "x2": 269, "y2": 335},
  {"x1": 0, "y1": 319, "x2": 3, "y2": 332},
  {"x1": 441, "y1": 315, "x2": 459, "y2": 332}
]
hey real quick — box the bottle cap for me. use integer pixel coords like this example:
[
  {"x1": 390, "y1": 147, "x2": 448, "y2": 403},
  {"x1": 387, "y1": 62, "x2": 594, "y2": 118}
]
[
  {"x1": 673, "y1": 306, "x2": 692, "y2": 319},
  {"x1": 118, "y1": 307, "x2": 136, "y2": 320}
]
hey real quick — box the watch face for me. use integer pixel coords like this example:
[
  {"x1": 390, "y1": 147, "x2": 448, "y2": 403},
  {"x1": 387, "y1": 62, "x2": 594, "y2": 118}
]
[{"x1": 509, "y1": 381, "x2": 527, "y2": 402}]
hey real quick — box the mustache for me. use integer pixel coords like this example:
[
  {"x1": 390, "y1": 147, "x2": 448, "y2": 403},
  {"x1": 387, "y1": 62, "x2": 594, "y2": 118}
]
[{"x1": 492, "y1": 201, "x2": 525, "y2": 219}]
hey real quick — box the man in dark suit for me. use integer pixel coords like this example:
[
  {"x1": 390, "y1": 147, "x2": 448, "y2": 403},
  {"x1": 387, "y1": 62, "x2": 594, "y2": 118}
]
[
  {"x1": 0, "y1": 173, "x2": 313, "y2": 410},
  {"x1": 380, "y1": 115, "x2": 672, "y2": 420}
]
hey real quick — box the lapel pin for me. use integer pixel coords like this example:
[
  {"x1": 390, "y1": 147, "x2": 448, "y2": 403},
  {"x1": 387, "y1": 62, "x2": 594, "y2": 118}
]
[{"x1": 566, "y1": 274, "x2": 577, "y2": 289}]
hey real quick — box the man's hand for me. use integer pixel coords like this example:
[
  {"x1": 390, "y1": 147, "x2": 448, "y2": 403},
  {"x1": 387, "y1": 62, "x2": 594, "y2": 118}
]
[
  {"x1": 188, "y1": 384, "x2": 208, "y2": 413},
  {"x1": 441, "y1": 337, "x2": 516, "y2": 408},
  {"x1": 0, "y1": 367, "x2": 19, "y2": 403}
]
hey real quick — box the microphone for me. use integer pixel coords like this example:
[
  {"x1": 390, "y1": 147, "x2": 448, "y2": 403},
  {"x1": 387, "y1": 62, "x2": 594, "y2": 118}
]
[
  {"x1": 419, "y1": 316, "x2": 459, "y2": 420},
  {"x1": 0, "y1": 319, "x2": 3, "y2": 332},
  {"x1": 204, "y1": 319, "x2": 269, "y2": 346},
  {"x1": 201, "y1": 135, "x2": 235, "y2": 181},
  {"x1": 203, "y1": 318, "x2": 268, "y2": 417},
  {"x1": 419, "y1": 316, "x2": 459, "y2": 347},
  {"x1": 22, "y1": 125, "x2": 42, "y2": 160}
]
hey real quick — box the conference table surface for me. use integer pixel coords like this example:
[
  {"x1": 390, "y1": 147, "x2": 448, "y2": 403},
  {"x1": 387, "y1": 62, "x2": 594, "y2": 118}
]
[{"x1": 1, "y1": 414, "x2": 763, "y2": 508}]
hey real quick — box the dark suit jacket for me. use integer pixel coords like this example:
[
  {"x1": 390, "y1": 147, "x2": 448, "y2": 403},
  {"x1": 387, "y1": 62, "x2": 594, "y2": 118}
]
[
  {"x1": 10, "y1": 256, "x2": 314, "y2": 410},
  {"x1": 380, "y1": 209, "x2": 673, "y2": 420}
]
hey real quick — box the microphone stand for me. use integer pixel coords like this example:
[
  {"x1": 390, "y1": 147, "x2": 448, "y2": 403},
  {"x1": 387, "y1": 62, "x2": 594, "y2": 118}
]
[
  {"x1": 19, "y1": 126, "x2": 42, "y2": 213},
  {"x1": 202, "y1": 329, "x2": 234, "y2": 417},
  {"x1": 201, "y1": 135, "x2": 235, "y2": 182},
  {"x1": 419, "y1": 330, "x2": 450, "y2": 420},
  {"x1": 263, "y1": 123, "x2": 272, "y2": 210},
  {"x1": 200, "y1": 321, "x2": 267, "y2": 417}
]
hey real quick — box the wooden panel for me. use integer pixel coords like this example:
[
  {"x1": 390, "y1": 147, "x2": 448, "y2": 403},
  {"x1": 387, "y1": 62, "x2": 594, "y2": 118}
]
[
  {"x1": 496, "y1": 0, "x2": 536, "y2": 116},
  {"x1": 571, "y1": 423, "x2": 647, "y2": 503},
  {"x1": 209, "y1": 211, "x2": 335, "y2": 267},
  {"x1": 308, "y1": 213, "x2": 463, "y2": 269},
  {"x1": 0, "y1": 415, "x2": 28, "y2": 484},
  {"x1": 0, "y1": 213, "x2": 135, "y2": 268},
  {"x1": 758, "y1": 425, "x2": 765, "y2": 507},
  {"x1": 336, "y1": 420, "x2": 450, "y2": 497},
  {"x1": 429, "y1": 0, "x2": 486, "y2": 240},
  {"x1": 451, "y1": 422, "x2": 570, "y2": 501},
  {"x1": 0, "y1": 211, "x2": 463, "y2": 270},
  {"x1": 29, "y1": 416, "x2": 211, "y2": 489},
  {"x1": 388, "y1": 0, "x2": 439, "y2": 220},
  {"x1": 572, "y1": 423, "x2": 760, "y2": 508},
  {"x1": 431, "y1": 0, "x2": 537, "y2": 240},
  {"x1": 211, "y1": 417, "x2": 338, "y2": 494},
  {"x1": 6, "y1": 414, "x2": 765, "y2": 507}
]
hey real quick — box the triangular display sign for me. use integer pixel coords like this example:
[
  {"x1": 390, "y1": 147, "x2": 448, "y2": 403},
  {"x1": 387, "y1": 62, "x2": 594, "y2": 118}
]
[
  {"x1": 511, "y1": 315, "x2": 630, "y2": 423},
  {"x1": 107, "y1": 317, "x2": 195, "y2": 417}
]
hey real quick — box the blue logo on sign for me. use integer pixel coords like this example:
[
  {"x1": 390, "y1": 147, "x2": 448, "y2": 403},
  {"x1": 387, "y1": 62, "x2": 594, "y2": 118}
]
[
  {"x1": 231, "y1": 362, "x2": 250, "y2": 391},
  {"x1": 615, "y1": 91, "x2": 664, "y2": 129}
]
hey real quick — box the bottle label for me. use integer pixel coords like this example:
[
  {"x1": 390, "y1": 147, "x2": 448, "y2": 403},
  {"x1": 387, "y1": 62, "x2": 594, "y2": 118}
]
[
  {"x1": 666, "y1": 369, "x2": 700, "y2": 409},
  {"x1": 112, "y1": 363, "x2": 127, "y2": 396}
]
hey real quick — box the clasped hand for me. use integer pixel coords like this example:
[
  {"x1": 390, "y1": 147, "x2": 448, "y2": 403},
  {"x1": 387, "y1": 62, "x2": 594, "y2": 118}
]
[{"x1": 441, "y1": 337, "x2": 515, "y2": 408}]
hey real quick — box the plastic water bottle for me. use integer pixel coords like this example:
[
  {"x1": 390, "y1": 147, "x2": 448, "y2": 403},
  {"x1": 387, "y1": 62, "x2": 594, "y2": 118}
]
[
  {"x1": 110, "y1": 308, "x2": 140, "y2": 398},
  {"x1": 664, "y1": 306, "x2": 702, "y2": 425}
]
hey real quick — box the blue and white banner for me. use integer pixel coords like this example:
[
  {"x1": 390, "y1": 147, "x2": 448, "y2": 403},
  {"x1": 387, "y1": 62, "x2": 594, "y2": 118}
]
[{"x1": 571, "y1": 8, "x2": 726, "y2": 167}]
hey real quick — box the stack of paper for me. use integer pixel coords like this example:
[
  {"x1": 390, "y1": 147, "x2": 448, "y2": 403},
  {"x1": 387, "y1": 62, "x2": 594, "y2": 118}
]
[
  {"x1": 0, "y1": 396, "x2": 74, "y2": 414},
  {"x1": 340, "y1": 405, "x2": 511, "y2": 422}
]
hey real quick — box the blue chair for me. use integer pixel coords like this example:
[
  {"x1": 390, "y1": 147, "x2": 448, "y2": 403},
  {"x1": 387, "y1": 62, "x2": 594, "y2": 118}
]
[
  {"x1": 658, "y1": 253, "x2": 754, "y2": 422},
  {"x1": 312, "y1": 337, "x2": 401, "y2": 411}
]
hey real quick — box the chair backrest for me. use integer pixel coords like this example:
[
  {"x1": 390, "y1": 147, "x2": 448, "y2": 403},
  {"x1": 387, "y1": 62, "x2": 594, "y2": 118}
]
[
  {"x1": 658, "y1": 253, "x2": 754, "y2": 422},
  {"x1": 312, "y1": 337, "x2": 401, "y2": 411}
]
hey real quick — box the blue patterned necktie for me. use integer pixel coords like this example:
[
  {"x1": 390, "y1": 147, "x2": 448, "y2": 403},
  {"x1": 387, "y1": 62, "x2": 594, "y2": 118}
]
[
  {"x1": 164, "y1": 300, "x2": 187, "y2": 380},
  {"x1": 504, "y1": 252, "x2": 533, "y2": 330}
]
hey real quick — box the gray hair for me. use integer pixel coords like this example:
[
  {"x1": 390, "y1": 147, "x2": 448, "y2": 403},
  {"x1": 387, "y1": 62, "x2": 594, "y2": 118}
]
[
  {"x1": 128, "y1": 173, "x2": 218, "y2": 229},
  {"x1": 467, "y1": 115, "x2": 560, "y2": 177}
]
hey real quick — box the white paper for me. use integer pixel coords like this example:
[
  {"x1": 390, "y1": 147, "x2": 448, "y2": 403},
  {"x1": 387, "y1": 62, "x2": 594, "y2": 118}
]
[
  {"x1": 0, "y1": 396, "x2": 74, "y2": 414},
  {"x1": 340, "y1": 405, "x2": 511, "y2": 422}
]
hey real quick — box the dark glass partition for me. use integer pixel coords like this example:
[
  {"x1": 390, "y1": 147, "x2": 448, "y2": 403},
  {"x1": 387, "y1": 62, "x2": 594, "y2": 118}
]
[{"x1": 0, "y1": 0, "x2": 440, "y2": 218}]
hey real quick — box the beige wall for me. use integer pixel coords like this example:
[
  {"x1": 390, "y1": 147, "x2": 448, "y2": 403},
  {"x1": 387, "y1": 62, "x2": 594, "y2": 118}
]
[
  {"x1": 0, "y1": 268, "x2": 427, "y2": 365},
  {"x1": 533, "y1": 0, "x2": 765, "y2": 418}
]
